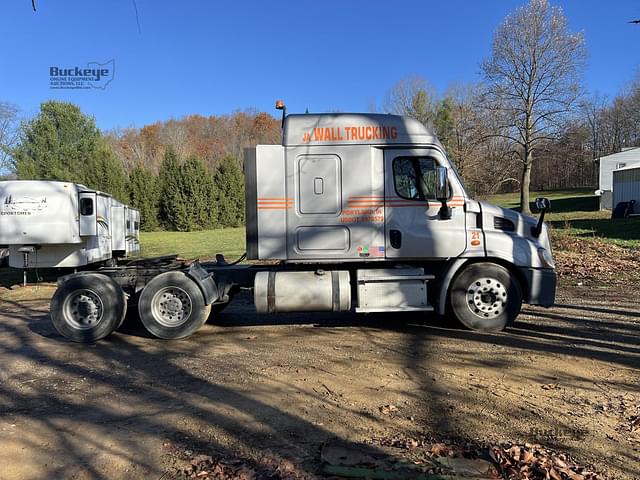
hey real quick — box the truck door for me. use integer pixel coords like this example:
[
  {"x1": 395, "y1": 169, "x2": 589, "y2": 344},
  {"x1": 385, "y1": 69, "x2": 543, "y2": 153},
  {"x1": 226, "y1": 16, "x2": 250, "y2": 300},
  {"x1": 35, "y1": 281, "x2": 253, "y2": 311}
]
[
  {"x1": 384, "y1": 149, "x2": 466, "y2": 258},
  {"x1": 78, "y1": 192, "x2": 97, "y2": 237}
]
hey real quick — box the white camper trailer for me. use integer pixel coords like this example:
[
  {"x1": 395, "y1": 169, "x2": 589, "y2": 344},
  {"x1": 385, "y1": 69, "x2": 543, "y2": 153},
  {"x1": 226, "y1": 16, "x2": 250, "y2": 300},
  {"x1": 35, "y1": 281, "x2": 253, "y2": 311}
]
[{"x1": 0, "y1": 180, "x2": 140, "y2": 269}]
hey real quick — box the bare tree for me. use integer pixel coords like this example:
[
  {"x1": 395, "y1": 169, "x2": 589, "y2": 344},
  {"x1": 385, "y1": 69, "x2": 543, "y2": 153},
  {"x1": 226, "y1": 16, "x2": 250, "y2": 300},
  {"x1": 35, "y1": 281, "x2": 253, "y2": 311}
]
[
  {"x1": 480, "y1": 0, "x2": 586, "y2": 213},
  {"x1": 580, "y1": 93, "x2": 608, "y2": 159},
  {"x1": 0, "y1": 101, "x2": 20, "y2": 176},
  {"x1": 160, "y1": 119, "x2": 190, "y2": 160},
  {"x1": 383, "y1": 75, "x2": 438, "y2": 127},
  {"x1": 440, "y1": 83, "x2": 485, "y2": 182}
]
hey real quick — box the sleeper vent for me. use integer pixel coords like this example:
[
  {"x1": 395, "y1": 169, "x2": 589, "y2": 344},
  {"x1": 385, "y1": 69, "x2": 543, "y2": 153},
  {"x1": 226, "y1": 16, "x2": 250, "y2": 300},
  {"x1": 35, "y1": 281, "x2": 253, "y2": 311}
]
[{"x1": 493, "y1": 217, "x2": 515, "y2": 232}]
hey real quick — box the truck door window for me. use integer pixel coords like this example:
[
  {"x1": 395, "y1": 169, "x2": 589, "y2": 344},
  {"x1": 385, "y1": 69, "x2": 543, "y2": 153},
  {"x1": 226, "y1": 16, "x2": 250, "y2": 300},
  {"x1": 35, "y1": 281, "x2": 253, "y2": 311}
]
[
  {"x1": 80, "y1": 198, "x2": 94, "y2": 215},
  {"x1": 393, "y1": 157, "x2": 437, "y2": 200}
]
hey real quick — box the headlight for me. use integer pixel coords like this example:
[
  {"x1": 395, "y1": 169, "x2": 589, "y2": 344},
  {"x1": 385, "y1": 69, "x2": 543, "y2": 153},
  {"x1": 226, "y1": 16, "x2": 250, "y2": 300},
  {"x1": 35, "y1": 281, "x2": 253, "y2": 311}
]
[{"x1": 537, "y1": 247, "x2": 555, "y2": 269}]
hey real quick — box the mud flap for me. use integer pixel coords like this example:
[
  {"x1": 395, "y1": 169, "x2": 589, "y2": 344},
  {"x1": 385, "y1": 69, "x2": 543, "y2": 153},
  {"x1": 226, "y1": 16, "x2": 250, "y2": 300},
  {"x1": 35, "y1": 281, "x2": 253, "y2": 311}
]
[{"x1": 186, "y1": 262, "x2": 219, "y2": 305}]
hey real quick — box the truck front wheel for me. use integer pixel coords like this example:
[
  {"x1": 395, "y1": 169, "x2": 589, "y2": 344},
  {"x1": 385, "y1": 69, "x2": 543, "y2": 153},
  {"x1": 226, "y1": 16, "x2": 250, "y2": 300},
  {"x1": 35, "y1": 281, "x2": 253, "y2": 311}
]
[
  {"x1": 50, "y1": 273, "x2": 127, "y2": 343},
  {"x1": 138, "y1": 271, "x2": 211, "y2": 339},
  {"x1": 449, "y1": 263, "x2": 522, "y2": 332}
]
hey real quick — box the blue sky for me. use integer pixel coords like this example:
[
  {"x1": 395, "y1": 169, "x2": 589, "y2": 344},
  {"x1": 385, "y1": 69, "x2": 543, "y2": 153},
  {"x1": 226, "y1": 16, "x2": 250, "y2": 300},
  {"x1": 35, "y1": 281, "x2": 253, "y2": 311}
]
[{"x1": 0, "y1": 0, "x2": 638, "y2": 131}]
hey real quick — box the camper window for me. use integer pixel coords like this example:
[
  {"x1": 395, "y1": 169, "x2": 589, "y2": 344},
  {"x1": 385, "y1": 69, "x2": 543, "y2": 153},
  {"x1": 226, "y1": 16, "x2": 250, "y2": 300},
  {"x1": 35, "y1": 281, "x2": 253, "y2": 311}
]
[
  {"x1": 80, "y1": 198, "x2": 94, "y2": 216},
  {"x1": 393, "y1": 157, "x2": 437, "y2": 200}
]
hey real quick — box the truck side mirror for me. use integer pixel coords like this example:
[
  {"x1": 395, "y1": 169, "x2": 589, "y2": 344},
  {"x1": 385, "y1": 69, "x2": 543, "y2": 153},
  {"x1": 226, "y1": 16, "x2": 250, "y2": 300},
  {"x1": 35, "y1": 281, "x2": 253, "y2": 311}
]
[
  {"x1": 435, "y1": 166, "x2": 452, "y2": 220},
  {"x1": 535, "y1": 197, "x2": 551, "y2": 211},
  {"x1": 532, "y1": 197, "x2": 551, "y2": 237}
]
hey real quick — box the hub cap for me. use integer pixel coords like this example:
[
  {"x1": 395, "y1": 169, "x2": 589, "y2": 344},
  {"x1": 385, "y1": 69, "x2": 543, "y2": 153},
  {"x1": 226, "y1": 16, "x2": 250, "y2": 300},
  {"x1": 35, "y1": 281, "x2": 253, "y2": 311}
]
[
  {"x1": 151, "y1": 286, "x2": 192, "y2": 327},
  {"x1": 63, "y1": 289, "x2": 104, "y2": 329},
  {"x1": 466, "y1": 277, "x2": 507, "y2": 318}
]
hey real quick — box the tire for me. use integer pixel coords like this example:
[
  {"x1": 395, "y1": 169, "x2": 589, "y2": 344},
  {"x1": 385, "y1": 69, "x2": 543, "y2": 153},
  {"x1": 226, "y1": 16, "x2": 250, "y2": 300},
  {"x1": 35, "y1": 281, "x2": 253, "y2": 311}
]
[
  {"x1": 50, "y1": 273, "x2": 127, "y2": 343},
  {"x1": 0, "y1": 248, "x2": 8, "y2": 268},
  {"x1": 449, "y1": 263, "x2": 522, "y2": 332},
  {"x1": 138, "y1": 271, "x2": 211, "y2": 339}
]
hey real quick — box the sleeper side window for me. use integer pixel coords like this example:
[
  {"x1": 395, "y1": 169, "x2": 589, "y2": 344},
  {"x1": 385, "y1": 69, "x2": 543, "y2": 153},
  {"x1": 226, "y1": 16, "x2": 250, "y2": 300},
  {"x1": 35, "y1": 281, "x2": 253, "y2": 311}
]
[
  {"x1": 80, "y1": 198, "x2": 94, "y2": 215},
  {"x1": 393, "y1": 157, "x2": 437, "y2": 200}
]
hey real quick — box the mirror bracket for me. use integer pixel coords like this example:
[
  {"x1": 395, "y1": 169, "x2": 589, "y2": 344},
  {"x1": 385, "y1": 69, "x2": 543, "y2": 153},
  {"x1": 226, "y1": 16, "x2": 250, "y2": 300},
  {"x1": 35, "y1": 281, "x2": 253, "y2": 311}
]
[
  {"x1": 435, "y1": 166, "x2": 452, "y2": 220},
  {"x1": 532, "y1": 197, "x2": 551, "y2": 237}
]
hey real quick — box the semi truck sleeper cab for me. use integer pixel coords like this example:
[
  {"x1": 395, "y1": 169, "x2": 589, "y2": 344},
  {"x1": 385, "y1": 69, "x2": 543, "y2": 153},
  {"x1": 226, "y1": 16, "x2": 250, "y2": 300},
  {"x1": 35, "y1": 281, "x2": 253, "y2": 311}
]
[{"x1": 49, "y1": 109, "x2": 556, "y2": 343}]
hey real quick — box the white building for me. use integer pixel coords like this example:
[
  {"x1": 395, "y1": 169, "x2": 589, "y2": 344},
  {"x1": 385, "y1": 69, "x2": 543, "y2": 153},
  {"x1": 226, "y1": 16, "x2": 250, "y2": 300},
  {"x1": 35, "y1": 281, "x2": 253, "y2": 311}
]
[
  {"x1": 597, "y1": 147, "x2": 640, "y2": 209},
  {"x1": 613, "y1": 164, "x2": 640, "y2": 214}
]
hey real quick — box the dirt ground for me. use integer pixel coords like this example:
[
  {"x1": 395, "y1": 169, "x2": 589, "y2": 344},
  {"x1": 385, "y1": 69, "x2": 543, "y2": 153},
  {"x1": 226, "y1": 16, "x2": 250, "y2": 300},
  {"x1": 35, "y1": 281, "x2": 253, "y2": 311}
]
[{"x1": 0, "y1": 280, "x2": 638, "y2": 480}]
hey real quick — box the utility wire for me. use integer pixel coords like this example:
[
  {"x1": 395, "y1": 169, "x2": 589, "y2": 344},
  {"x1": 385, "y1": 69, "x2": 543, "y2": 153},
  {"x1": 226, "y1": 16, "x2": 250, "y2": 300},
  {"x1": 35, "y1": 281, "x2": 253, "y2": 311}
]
[{"x1": 132, "y1": 0, "x2": 142, "y2": 33}]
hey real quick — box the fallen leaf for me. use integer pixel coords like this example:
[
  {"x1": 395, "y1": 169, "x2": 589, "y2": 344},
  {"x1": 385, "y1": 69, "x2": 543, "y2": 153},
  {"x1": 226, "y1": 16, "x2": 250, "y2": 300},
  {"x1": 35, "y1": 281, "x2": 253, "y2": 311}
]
[{"x1": 380, "y1": 404, "x2": 398, "y2": 415}]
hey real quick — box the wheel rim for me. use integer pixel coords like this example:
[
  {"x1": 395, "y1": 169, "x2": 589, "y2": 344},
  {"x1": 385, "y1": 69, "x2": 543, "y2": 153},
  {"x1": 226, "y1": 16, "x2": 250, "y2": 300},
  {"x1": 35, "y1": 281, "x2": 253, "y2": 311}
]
[
  {"x1": 151, "y1": 286, "x2": 192, "y2": 327},
  {"x1": 466, "y1": 277, "x2": 508, "y2": 318},
  {"x1": 63, "y1": 289, "x2": 104, "y2": 330}
]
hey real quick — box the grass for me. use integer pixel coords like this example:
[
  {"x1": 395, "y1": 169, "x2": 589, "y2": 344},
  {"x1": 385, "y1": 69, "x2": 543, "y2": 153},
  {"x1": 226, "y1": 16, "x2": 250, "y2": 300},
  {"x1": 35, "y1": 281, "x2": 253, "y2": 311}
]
[
  {"x1": 480, "y1": 188, "x2": 640, "y2": 250},
  {"x1": 138, "y1": 227, "x2": 246, "y2": 261},
  {"x1": 479, "y1": 188, "x2": 598, "y2": 212}
]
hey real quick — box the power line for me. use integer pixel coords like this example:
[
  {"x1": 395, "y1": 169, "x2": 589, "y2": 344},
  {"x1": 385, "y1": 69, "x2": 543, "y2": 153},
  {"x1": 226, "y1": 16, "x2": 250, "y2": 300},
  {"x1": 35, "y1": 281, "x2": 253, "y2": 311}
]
[{"x1": 132, "y1": 0, "x2": 142, "y2": 34}]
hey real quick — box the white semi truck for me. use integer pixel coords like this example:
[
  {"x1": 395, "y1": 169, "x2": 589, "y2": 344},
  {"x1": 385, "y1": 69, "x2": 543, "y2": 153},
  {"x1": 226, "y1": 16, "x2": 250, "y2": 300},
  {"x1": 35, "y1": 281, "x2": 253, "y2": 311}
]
[
  {"x1": 48, "y1": 107, "x2": 556, "y2": 343},
  {"x1": 0, "y1": 180, "x2": 140, "y2": 271}
]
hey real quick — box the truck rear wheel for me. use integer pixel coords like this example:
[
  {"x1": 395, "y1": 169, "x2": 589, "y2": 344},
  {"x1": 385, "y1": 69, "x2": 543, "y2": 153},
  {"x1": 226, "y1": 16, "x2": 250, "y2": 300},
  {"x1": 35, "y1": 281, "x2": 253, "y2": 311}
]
[
  {"x1": 138, "y1": 271, "x2": 210, "y2": 339},
  {"x1": 50, "y1": 273, "x2": 127, "y2": 343},
  {"x1": 449, "y1": 263, "x2": 522, "y2": 332}
]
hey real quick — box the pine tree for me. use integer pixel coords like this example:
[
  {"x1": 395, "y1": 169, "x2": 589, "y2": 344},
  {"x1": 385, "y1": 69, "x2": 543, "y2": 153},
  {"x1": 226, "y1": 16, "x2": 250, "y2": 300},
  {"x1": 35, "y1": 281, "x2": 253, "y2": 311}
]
[
  {"x1": 158, "y1": 149, "x2": 217, "y2": 231},
  {"x1": 158, "y1": 146, "x2": 188, "y2": 231},
  {"x1": 13, "y1": 100, "x2": 130, "y2": 203},
  {"x1": 92, "y1": 143, "x2": 129, "y2": 203},
  {"x1": 128, "y1": 164, "x2": 160, "y2": 231},
  {"x1": 214, "y1": 155, "x2": 245, "y2": 227},
  {"x1": 179, "y1": 156, "x2": 217, "y2": 231},
  {"x1": 434, "y1": 98, "x2": 455, "y2": 160},
  {"x1": 14, "y1": 101, "x2": 101, "y2": 183}
]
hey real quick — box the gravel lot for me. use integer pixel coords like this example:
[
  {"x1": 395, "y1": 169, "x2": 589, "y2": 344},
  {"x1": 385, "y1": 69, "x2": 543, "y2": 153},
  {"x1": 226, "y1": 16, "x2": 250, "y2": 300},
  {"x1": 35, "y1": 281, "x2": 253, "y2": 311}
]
[{"x1": 0, "y1": 281, "x2": 638, "y2": 479}]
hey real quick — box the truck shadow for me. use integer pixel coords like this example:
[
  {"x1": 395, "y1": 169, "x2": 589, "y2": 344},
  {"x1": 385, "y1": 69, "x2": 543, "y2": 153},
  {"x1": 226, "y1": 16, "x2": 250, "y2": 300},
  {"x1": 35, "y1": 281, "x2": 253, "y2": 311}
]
[
  {"x1": 1, "y1": 296, "x2": 400, "y2": 479},
  {"x1": 1, "y1": 292, "x2": 639, "y2": 479}
]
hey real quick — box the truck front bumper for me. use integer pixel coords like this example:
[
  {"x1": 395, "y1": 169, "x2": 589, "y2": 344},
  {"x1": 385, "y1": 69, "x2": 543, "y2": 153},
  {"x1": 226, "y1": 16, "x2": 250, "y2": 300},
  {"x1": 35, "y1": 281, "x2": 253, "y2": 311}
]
[{"x1": 519, "y1": 267, "x2": 556, "y2": 307}]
